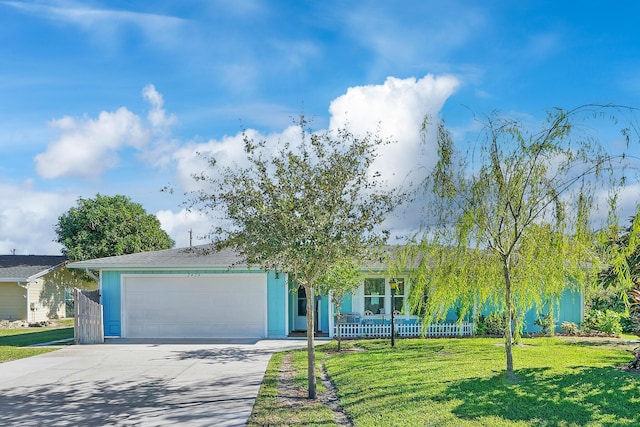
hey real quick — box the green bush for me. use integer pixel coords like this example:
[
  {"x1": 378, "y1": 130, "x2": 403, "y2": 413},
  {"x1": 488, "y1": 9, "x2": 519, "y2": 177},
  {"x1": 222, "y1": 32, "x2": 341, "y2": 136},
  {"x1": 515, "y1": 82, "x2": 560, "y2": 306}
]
[
  {"x1": 484, "y1": 313, "x2": 506, "y2": 336},
  {"x1": 535, "y1": 312, "x2": 555, "y2": 336},
  {"x1": 474, "y1": 314, "x2": 487, "y2": 336},
  {"x1": 620, "y1": 314, "x2": 637, "y2": 333},
  {"x1": 560, "y1": 321, "x2": 580, "y2": 335},
  {"x1": 585, "y1": 285, "x2": 637, "y2": 333},
  {"x1": 584, "y1": 309, "x2": 624, "y2": 336}
]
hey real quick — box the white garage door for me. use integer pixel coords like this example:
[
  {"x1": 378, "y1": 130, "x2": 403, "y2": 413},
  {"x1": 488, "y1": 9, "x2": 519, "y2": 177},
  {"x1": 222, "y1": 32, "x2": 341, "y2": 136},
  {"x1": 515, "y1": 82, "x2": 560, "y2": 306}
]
[{"x1": 122, "y1": 274, "x2": 267, "y2": 338}]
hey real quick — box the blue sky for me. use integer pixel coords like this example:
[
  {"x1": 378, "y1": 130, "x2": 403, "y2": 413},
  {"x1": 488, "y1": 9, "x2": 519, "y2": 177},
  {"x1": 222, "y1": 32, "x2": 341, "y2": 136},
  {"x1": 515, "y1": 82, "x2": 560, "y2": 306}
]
[{"x1": 1, "y1": 0, "x2": 639, "y2": 254}]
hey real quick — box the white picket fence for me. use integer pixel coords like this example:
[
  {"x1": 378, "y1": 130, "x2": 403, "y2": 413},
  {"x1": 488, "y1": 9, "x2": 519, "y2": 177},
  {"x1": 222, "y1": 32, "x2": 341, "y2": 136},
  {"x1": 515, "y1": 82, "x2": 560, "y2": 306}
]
[
  {"x1": 74, "y1": 288, "x2": 104, "y2": 344},
  {"x1": 335, "y1": 321, "x2": 474, "y2": 339}
]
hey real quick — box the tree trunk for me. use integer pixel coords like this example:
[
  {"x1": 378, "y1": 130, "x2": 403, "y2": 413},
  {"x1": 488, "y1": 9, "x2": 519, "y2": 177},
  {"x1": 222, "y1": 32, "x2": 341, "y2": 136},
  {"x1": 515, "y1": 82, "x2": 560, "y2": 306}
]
[
  {"x1": 306, "y1": 285, "x2": 317, "y2": 399},
  {"x1": 512, "y1": 310, "x2": 521, "y2": 345},
  {"x1": 336, "y1": 312, "x2": 342, "y2": 352},
  {"x1": 503, "y1": 259, "x2": 516, "y2": 379},
  {"x1": 549, "y1": 298, "x2": 556, "y2": 337}
]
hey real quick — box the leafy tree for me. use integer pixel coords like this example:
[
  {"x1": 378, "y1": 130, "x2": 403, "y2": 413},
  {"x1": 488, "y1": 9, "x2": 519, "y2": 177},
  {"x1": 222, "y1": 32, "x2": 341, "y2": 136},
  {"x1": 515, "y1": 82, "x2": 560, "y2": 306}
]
[
  {"x1": 410, "y1": 107, "x2": 631, "y2": 379},
  {"x1": 318, "y1": 260, "x2": 363, "y2": 352},
  {"x1": 56, "y1": 194, "x2": 174, "y2": 260},
  {"x1": 597, "y1": 208, "x2": 640, "y2": 332},
  {"x1": 599, "y1": 208, "x2": 640, "y2": 288},
  {"x1": 190, "y1": 120, "x2": 402, "y2": 398}
]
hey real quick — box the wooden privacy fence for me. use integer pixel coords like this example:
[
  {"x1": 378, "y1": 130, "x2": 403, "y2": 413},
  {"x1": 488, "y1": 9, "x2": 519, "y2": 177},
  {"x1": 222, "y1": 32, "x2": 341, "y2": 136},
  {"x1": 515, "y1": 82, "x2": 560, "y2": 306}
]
[
  {"x1": 335, "y1": 321, "x2": 474, "y2": 339},
  {"x1": 74, "y1": 288, "x2": 104, "y2": 344}
]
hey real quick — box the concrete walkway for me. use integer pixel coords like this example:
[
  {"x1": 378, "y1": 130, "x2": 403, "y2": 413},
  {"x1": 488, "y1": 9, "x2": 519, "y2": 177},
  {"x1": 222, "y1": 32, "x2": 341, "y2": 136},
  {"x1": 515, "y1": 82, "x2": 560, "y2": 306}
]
[{"x1": 0, "y1": 339, "x2": 310, "y2": 426}]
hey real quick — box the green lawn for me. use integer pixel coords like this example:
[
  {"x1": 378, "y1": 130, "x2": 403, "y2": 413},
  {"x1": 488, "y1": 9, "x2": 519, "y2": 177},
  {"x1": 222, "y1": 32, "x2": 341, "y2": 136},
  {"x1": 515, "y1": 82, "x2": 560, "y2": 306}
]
[
  {"x1": 250, "y1": 337, "x2": 640, "y2": 426},
  {"x1": 0, "y1": 324, "x2": 74, "y2": 363}
]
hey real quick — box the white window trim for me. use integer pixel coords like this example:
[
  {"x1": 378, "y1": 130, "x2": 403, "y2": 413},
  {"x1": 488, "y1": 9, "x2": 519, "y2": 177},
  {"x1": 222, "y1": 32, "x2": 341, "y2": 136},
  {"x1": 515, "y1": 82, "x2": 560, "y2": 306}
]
[{"x1": 358, "y1": 276, "x2": 410, "y2": 316}]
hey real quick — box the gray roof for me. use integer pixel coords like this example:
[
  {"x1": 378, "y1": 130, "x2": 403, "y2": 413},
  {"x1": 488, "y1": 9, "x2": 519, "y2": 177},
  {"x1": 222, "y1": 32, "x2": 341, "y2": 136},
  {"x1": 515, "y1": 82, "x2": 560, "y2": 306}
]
[
  {"x1": 0, "y1": 255, "x2": 68, "y2": 281},
  {"x1": 66, "y1": 244, "x2": 410, "y2": 272},
  {"x1": 68, "y1": 245, "x2": 247, "y2": 270}
]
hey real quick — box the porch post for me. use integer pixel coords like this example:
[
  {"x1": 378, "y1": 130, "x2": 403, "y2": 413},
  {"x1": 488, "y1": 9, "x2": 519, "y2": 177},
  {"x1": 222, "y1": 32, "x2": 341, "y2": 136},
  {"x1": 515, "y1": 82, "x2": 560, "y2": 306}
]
[
  {"x1": 284, "y1": 273, "x2": 290, "y2": 336},
  {"x1": 390, "y1": 279, "x2": 397, "y2": 347},
  {"x1": 328, "y1": 290, "x2": 334, "y2": 339}
]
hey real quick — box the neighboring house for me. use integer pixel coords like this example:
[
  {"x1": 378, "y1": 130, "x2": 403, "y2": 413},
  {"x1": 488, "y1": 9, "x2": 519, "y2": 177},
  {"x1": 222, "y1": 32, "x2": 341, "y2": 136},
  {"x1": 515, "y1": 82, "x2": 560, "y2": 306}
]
[
  {"x1": 68, "y1": 245, "x2": 584, "y2": 340},
  {"x1": 0, "y1": 255, "x2": 69, "y2": 322}
]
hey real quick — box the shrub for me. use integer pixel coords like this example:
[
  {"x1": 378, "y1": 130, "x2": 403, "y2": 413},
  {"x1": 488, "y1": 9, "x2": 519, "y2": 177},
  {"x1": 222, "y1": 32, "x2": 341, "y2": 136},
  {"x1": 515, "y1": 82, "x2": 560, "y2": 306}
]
[
  {"x1": 484, "y1": 313, "x2": 506, "y2": 336},
  {"x1": 535, "y1": 312, "x2": 555, "y2": 336},
  {"x1": 475, "y1": 314, "x2": 487, "y2": 336},
  {"x1": 586, "y1": 284, "x2": 637, "y2": 333},
  {"x1": 560, "y1": 321, "x2": 580, "y2": 335},
  {"x1": 584, "y1": 309, "x2": 624, "y2": 336}
]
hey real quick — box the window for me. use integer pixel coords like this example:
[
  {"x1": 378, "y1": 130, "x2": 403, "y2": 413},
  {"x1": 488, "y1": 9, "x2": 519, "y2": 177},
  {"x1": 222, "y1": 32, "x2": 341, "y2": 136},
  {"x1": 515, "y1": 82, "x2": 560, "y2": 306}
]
[
  {"x1": 391, "y1": 278, "x2": 405, "y2": 313},
  {"x1": 297, "y1": 286, "x2": 307, "y2": 316},
  {"x1": 64, "y1": 288, "x2": 74, "y2": 318},
  {"x1": 364, "y1": 278, "x2": 385, "y2": 314}
]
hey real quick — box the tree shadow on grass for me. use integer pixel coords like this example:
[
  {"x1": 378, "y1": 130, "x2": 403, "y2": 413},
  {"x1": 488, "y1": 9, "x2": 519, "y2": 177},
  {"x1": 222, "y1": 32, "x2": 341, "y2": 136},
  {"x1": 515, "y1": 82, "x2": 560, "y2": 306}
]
[
  {"x1": 439, "y1": 366, "x2": 640, "y2": 425},
  {"x1": 561, "y1": 337, "x2": 638, "y2": 348}
]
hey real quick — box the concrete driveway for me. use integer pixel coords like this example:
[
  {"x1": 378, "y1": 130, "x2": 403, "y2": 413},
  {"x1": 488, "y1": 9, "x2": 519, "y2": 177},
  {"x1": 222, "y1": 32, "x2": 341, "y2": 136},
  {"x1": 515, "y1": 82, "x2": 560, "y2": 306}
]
[{"x1": 0, "y1": 339, "x2": 310, "y2": 426}]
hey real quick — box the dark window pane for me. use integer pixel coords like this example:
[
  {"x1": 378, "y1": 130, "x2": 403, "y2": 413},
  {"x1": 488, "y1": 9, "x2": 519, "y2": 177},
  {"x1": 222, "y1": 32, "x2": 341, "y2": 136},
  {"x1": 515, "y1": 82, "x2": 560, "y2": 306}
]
[
  {"x1": 364, "y1": 278, "x2": 385, "y2": 295},
  {"x1": 297, "y1": 286, "x2": 307, "y2": 316},
  {"x1": 391, "y1": 279, "x2": 405, "y2": 313},
  {"x1": 364, "y1": 297, "x2": 384, "y2": 314},
  {"x1": 298, "y1": 298, "x2": 307, "y2": 316}
]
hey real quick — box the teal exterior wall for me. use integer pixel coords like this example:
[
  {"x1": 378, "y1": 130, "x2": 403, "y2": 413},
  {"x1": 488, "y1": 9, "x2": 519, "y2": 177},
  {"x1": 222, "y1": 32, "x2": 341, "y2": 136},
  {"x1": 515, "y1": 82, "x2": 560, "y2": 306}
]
[
  {"x1": 319, "y1": 295, "x2": 329, "y2": 332},
  {"x1": 475, "y1": 287, "x2": 584, "y2": 333},
  {"x1": 288, "y1": 286, "x2": 295, "y2": 332},
  {"x1": 266, "y1": 270, "x2": 288, "y2": 337},
  {"x1": 100, "y1": 269, "x2": 286, "y2": 338},
  {"x1": 101, "y1": 270, "x2": 122, "y2": 336},
  {"x1": 558, "y1": 287, "x2": 583, "y2": 326},
  {"x1": 340, "y1": 292, "x2": 353, "y2": 313}
]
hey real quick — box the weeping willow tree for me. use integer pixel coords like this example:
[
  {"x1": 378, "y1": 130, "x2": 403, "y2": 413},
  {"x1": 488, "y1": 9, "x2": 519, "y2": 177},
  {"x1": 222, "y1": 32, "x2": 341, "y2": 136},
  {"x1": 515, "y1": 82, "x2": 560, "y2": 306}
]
[{"x1": 410, "y1": 107, "x2": 633, "y2": 379}]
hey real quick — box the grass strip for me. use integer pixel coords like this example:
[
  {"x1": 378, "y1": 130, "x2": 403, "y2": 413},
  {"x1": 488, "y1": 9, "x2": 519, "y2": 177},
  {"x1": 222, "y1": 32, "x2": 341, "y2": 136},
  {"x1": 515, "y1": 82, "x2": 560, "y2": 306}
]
[
  {"x1": 0, "y1": 327, "x2": 74, "y2": 363},
  {"x1": 248, "y1": 351, "x2": 337, "y2": 426}
]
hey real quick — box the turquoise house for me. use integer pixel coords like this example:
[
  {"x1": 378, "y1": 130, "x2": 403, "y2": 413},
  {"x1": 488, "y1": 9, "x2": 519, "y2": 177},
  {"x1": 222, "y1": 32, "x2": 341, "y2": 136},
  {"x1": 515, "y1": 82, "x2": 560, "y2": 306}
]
[{"x1": 69, "y1": 245, "x2": 583, "y2": 339}]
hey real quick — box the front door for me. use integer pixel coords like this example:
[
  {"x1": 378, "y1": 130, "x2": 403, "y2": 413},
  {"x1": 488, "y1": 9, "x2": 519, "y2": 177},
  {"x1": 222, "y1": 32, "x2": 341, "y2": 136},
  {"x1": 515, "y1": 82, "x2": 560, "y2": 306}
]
[{"x1": 294, "y1": 286, "x2": 307, "y2": 331}]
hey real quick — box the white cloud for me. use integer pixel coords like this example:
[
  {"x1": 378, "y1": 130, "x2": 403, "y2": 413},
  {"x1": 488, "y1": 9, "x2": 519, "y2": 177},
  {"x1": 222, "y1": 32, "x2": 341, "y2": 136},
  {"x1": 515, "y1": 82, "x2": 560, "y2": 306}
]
[
  {"x1": 34, "y1": 107, "x2": 150, "y2": 179},
  {"x1": 166, "y1": 75, "x2": 458, "y2": 241},
  {"x1": 35, "y1": 85, "x2": 176, "y2": 179},
  {"x1": 591, "y1": 182, "x2": 640, "y2": 228},
  {"x1": 156, "y1": 208, "x2": 212, "y2": 248},
  {"x1": 329, "y1": 74, "x2": 459, "y2": 190},
  {"x1": 343, "y1": 3, "x2": 485, "y2": 77},
  {"x1": 172, "y1": 126, "x2": 302, "y2": 193},
  {"x1": 142, "y1": 84, "x2": 176, "y2": 129},
  {"x1": 0, "y1": 181, "x2": 75, "y2": 255},
  {"x1": 173, "y1": 134, "x2": 249, "y2": 193},
  {"x1": 2, "y1": 1, "x2": 186, "y2": 49}
]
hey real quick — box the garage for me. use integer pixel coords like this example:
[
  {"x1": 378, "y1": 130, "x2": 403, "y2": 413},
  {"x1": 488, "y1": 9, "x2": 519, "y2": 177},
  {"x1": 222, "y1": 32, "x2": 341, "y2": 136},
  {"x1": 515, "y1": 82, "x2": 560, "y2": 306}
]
[{"x1": 121, "y1": 274, "x2": 267, "y2": 339}]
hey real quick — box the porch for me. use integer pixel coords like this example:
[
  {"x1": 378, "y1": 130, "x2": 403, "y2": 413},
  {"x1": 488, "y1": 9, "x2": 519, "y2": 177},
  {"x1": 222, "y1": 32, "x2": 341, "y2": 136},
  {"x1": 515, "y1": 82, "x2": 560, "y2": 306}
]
[{"x1": 288, "y1": 330, "x2": 330, "y2": 338}]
